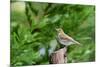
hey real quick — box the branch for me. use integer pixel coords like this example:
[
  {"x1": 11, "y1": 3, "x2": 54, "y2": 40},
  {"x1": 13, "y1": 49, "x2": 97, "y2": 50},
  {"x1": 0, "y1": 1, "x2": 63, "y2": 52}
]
[{"x1": 49, "y1": 47, "x2": 67, "y2": 64}]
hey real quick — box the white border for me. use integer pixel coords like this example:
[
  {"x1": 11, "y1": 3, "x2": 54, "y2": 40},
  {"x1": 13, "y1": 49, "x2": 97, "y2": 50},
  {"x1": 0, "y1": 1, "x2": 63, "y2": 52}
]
[
  {"x1": 21, "y1": 0, "x2": 95, "y2": 5},
  {"x1": 96, "y1": 0, "x2": 100, "y2": 64},
  {"x1": 21, "y1": 62, "x2": 96, "y2": 67},
  {"x1": 0, "y1": 0, "x2": 99, "y2": 67},
  {"x1": 0, "y1": 0, "x2": 10, "y2": 67}
]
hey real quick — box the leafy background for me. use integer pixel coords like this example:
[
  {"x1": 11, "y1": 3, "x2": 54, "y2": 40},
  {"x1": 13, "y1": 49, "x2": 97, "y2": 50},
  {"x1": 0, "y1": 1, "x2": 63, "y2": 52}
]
[{"x1": 10, "y1": 1, "x2": 95, "y2": 66}]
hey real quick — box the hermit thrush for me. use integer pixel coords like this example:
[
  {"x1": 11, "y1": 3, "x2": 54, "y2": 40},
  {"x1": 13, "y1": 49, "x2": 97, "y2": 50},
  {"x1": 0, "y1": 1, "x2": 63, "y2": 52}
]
[{"x1": 56, "y1": 28, "x2": 80, "y2": 48}]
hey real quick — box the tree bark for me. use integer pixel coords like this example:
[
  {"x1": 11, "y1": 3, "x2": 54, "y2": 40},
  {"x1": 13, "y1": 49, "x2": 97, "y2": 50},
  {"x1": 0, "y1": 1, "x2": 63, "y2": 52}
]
[{"x1": 49, "y1": 47, "x2": 67, "y2": 64}]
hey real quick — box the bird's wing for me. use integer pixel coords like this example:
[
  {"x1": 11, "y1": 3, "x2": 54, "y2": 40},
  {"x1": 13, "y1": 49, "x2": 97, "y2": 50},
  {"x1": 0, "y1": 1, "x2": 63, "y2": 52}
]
[
  {"x1": 66, "y1": 35, "x2": 80, "y2": 45},
  {"x1": 60, "y1": 33, "x2": 80, "y2": 45},
  {"x1": 59, "y1": 33, "x2": 70, "y2": 40}
]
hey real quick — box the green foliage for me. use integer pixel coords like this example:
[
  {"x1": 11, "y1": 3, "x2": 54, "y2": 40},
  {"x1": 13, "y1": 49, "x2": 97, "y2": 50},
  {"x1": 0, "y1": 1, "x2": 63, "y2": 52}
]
[{"x1": 10, "y1": 2, "x2": 95, "y2": 66}]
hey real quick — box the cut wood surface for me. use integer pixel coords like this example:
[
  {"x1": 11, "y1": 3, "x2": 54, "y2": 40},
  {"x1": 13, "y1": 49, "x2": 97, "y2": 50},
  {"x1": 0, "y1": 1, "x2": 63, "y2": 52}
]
[{"x1": 49, "y1": 47, "x2": 67, "y2": 64}]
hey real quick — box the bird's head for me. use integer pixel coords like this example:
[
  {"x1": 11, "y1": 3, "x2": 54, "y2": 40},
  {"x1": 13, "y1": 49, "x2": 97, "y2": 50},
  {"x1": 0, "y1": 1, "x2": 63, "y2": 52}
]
[{"x1": 55, "y1": 28, "x2": 64, "y2": 33}]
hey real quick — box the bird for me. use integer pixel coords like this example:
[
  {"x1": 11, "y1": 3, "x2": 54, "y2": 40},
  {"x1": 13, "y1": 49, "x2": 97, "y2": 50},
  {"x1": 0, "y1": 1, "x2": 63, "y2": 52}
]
[{"x1": 55, "y1": 28, "x2": 80, "y2": 48}]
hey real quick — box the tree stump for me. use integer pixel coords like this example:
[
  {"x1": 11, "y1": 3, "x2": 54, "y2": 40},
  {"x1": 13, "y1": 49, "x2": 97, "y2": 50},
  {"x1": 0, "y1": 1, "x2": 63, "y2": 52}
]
[{"x1": 49, "y1": 47, "x2": 67, "y2": 64}]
